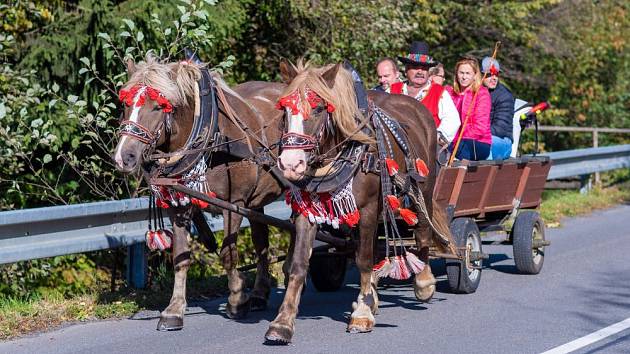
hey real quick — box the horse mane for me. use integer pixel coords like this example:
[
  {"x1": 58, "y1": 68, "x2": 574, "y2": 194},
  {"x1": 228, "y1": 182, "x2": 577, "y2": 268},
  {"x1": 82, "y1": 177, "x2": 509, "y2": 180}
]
[
  {"x1": 209, "y1": 71, "x2": 260, "y2": 116},
  {"x1": 281, "y1": 59, "x2": 372, "y2": 144},
  {"x1": 123, "y1": 54, "x2": 202, "y2": 107}
]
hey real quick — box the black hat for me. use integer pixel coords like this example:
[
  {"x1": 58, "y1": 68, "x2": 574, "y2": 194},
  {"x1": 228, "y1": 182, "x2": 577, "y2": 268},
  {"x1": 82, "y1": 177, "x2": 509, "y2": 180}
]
[{"x1": 398, "y1": 41, "x2": 437, "y2": 67}]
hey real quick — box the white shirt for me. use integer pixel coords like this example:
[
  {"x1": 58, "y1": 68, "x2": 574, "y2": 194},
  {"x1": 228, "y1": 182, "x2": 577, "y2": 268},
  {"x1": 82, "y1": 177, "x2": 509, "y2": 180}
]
[{"x1": 403, "y1": 82, "x2": 461, "y2": 143}]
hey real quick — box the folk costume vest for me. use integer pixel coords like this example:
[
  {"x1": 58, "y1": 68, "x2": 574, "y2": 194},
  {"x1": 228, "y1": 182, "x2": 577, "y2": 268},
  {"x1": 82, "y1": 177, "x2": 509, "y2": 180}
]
[{"x1": 389, "y1": 82, "x2": 445, "y2": 127}]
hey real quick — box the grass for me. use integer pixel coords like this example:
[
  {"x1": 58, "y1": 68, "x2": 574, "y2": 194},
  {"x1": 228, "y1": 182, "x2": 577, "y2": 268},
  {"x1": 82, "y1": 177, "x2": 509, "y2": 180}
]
[
  {"x1": 540, "y1": 181, "x2": 630, "y2": 226},
  {"x1": 0, "y1": 261, "x2": 286, "y2": 341}
]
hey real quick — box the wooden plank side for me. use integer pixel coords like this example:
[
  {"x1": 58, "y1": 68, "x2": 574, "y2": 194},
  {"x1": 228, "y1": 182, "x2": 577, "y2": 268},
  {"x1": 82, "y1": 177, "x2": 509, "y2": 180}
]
[
  {"x1": 454, "y1": 165, "x2": 491, "y2": 214},
  {"x1": 484, "y1": 162, "x2": 521, "y2": 207}
]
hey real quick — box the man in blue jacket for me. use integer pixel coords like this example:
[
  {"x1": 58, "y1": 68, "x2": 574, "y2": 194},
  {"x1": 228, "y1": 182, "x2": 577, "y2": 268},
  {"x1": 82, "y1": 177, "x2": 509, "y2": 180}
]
[{"x1": 482, "y1": 57, "x2": 514, "y2": 160}]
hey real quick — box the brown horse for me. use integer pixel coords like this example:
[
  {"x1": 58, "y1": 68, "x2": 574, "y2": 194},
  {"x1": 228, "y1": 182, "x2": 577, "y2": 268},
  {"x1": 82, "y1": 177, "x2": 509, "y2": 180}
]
[
  {"x1": 113, "y1": 56, "x2": 286, "y2": 329},
  {"x1": 264, "y1": 61, "x2": 455, "y2": 344}
]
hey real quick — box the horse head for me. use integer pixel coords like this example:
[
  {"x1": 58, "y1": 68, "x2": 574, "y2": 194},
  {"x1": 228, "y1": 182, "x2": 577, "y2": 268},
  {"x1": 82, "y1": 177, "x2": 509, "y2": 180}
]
[
  {"x1": 114, "y1": 56, "x2": 199, "y2": 173},
  {"x1": 276, "y1": 60, "x2": 371, "y2": 181}
]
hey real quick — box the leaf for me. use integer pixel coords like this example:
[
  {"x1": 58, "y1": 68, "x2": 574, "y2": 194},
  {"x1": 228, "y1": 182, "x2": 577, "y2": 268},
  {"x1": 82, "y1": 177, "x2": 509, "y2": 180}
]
[
  {"x1": 43, "y1": 154, "x2": 52, "y2": 164},
  {"x1": 52, "y1": 83, "x2": 59, "y2": 93},
  {"x1": 78, "y1": 68, "x2": 89, "y2": 75},
  {"x1": 0, "y1": 103, "x2": 5, "y2": 119},
  {"x1": 176, "y1": 5, "x2": 187, "y2": 14},
  {"x1": 97, "y1": 32, "x2": 111, "y2": 41},
  {"x1": 48, "y1": 99, "x2": 57, "y2": 109},
  {"x1": 67, "y1": 95, "x2": 79, "y2": 103},
  {"x1": 136, "y1": 31, "x2": 144, "y2": 42},
  {"x1": 164, "y1": 28, "x2": 172, "y2": 36},
  {"x1": 31, "y1": 118, "x2": 44, "y2": 128},
  {"x1": 122, "y1": 19, "x2": 135, "y2": 31},
  {"x1": 193, "y1": 10, "x2": 207, "y2": 20},
  {"x1": 180, "y1": 13, "x2": 190, "y2": 23},
  {"x1": 120, "y1": 31, "x2": 131, "y2": 38},
  {"x1": 79, "y1": 57, "x2": 90, "y2": 66}
]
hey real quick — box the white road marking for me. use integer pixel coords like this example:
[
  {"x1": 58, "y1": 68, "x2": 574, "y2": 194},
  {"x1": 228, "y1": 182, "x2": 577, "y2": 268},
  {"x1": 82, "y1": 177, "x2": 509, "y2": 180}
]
[{"x1": 541, "y1": 317, "x2": 630, "y2": 354}]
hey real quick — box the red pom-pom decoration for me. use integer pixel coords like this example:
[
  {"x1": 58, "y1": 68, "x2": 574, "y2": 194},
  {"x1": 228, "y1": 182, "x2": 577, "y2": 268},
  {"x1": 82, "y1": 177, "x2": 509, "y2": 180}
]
[
  {"x1": 415, "y1": 158, "x2": 429, "y2": 177},
  {"x1": 400, "y1": 208, "x2": 418, "y2": 226}
]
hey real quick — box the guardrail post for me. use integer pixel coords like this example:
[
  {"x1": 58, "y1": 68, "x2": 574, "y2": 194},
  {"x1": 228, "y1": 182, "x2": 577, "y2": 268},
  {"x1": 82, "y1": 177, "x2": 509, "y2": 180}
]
[
  {"x1": 593, "y1": 130, "x2": 601, "y2": 186},
  {"x1": 126, "y1": 243, "x2": 147, "y2": 289},
  {"x1": 579, "y1": 174, "x2": 592, "y2": 194}
]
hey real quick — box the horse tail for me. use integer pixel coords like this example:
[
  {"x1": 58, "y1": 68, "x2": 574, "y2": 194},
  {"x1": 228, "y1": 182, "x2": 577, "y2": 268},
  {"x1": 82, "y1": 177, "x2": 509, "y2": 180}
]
[{"x1": 430, "y1": 199, "x2": 458, "y2": 255}]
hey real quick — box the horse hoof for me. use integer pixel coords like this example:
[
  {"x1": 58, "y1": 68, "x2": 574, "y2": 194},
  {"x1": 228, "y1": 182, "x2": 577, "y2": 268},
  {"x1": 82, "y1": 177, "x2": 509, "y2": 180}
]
[
  {"x1": 250, "y1": 296, "x2": 268, "y2": 312},
  {"x1": 346, "y1": 317, "x2": 374, "y2": 333},
  {"x1": 414, "y1": 283, "x2": 436, "y2": 303},
  {"x1": 226, "y1": 300, "x2": 251, "y2": 319},
  {"x1": 264, "y1": 324, "x2": 293, "y2": 345},
  {"x1": 157, "y1": 316, "x2": 183, "y2": 331}
]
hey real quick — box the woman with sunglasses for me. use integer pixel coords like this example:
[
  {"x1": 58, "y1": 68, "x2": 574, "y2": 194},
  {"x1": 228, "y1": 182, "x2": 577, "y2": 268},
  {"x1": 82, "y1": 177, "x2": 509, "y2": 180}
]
[{"x1": 446, "y1": 57, "x2": 492, "y2": 161}]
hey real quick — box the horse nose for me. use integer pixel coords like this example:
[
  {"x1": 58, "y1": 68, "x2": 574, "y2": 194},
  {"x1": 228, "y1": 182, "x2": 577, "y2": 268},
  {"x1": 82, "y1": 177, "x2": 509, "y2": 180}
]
[
  {"x1": 278, "y1": 157, "x2": 305, "y2": 173},
  {"x1": 122, "y1": 151, "x2": 137, "y2": 169}
]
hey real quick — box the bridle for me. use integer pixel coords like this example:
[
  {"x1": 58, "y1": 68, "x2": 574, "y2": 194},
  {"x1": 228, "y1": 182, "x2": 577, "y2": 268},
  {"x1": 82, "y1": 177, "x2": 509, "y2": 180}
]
[
  {"x1": 118, "y1": 84, "x2": 174, "y2": 157},
  {"x1": 277, "y1": 88, "x2": 335, "y2": 164}
]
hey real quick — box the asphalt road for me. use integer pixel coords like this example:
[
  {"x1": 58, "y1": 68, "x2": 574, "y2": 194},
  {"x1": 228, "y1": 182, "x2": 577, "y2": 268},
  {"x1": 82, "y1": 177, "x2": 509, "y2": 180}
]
[{"x1": 2, "y1": 205, "x2": 630, "y2": 354}]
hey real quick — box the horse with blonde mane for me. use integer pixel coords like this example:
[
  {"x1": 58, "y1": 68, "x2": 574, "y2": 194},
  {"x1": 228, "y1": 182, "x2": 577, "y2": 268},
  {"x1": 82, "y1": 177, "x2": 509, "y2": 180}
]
[
  {"x1": 265, "y1": 60, "x2": 455, "y2": 344},
  {"x1": 113, "y1": 55, "x2": 287, "y2": 329}
]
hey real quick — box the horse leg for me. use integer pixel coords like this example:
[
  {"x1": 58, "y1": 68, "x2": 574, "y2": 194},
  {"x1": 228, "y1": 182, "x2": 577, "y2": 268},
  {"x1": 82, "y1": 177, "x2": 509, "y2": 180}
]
[
  {"x1": 347, "y1": 204, "x2": 379, "y2": 333},
  {"x1": 281, "y1": 229, "x2": 296, "y2": 288},
  {"x1": 265, "y1": 215, "x2": 316, "y2": 344},
  {"x1": 413, "y1": 202, "x2": 437, "y2": 302},
  {"x1": 157, "y1": 209, "x2": 192, "y2": 331},
  {"x1": 249, "y1": 217, "x2": 271, "y2": 311},
  {"x1": 221, "y1": 209, "x2": 250, "y2": 319}
]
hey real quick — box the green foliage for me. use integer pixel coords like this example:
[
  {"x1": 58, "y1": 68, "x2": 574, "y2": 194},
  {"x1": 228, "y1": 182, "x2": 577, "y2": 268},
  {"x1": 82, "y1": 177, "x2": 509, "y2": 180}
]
[{"x1": 0, "y1": 254, "x2": 108, "y2": 299}]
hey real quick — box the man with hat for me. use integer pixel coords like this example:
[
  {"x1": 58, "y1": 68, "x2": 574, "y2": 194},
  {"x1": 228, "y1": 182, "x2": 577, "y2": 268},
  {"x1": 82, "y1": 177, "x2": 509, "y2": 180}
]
[
  {"x1": 391, "y1": 41, "x2": 460, "y2": 144},
  {"x1": 481, "y1": 57, "x2": 514, "y2": 160}
]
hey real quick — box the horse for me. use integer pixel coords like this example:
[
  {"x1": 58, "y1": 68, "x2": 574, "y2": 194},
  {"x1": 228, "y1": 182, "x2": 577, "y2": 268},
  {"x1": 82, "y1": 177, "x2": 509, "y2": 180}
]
[
  {"x1": 113, "y1": 55, "x2": 287, "y2": 330},
  {"x1": 264, "y1": 60, "x2": 455, "y2": 344}
]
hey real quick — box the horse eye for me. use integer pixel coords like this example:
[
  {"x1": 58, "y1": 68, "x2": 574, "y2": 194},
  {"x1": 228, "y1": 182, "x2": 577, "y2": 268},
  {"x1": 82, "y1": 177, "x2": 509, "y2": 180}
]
[{"x1": 312, "y1": 106, "x2": 324, "y2": 114}]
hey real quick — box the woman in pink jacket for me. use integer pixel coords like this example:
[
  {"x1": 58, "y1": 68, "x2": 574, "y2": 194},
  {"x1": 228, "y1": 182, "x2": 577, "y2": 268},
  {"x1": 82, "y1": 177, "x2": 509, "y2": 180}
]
[{"x1": 446, "y1": 57, "x2": 492, "y2": 160}]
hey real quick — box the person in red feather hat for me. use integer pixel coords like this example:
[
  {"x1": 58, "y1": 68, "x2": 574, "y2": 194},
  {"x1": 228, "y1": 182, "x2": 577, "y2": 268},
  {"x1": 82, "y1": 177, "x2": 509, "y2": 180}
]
[{"x1": 390, "y1": 41, "x2": 460, "y2": 145}]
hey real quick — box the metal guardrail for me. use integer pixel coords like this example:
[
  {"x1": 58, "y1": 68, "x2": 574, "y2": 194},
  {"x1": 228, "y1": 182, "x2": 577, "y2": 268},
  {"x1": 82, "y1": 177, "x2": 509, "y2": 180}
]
[
  {"x1": 1, "y1": 145, "x2": 628, "y2": 287},
  {"x1": 543, "y1": 144, "x2": 630, "y2": 180}
]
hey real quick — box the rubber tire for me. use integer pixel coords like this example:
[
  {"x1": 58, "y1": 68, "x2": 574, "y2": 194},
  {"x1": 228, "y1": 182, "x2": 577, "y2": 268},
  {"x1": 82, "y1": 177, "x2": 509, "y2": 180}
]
[
  {"x1": 446, "y1": 218, "x2": 482, "y2": 294},
  {"x1": 512, "y1": 210, "x2": 545, "y2": 274},
  {"x1": 308, "y1": 253, "x2": 347, "y2": 292}
]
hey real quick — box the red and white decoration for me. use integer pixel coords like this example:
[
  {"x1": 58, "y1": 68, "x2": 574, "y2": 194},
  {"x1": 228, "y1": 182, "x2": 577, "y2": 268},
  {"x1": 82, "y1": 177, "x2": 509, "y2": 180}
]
[{"x1": 286, "y1": 178, "x2": 360, "y2": 229}]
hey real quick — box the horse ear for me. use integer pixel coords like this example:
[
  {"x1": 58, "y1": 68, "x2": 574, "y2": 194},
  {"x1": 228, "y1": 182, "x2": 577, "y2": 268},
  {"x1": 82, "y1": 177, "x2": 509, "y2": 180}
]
[
  {"x1": 321, "y1": 63, "x2": 340, "y2": 88},
  {"x1": 126, "y1": 58, "x2": 136, "y2": 75},
  {"x1": 279, "y1": 59, "x2": 298, "y2": 83}
]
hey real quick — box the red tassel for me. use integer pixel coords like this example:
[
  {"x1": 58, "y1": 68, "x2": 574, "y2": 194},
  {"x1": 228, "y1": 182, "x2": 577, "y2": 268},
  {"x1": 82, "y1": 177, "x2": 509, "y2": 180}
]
[
  {"x1": 400, "y1": 208, "x2": 418, "y2": 226},
  {"x1": 405, "y1": 252, "x2": 426, "y2": 274},
  {"x1": 156, "y1": 199, "x2": 170, "y2": 209},
  {"x1": 415, "y1": 158, "x2": 430, "y2": 177},
  {"x1": 385, "y1": 158, "x2": 399, "y2": 176},
  {"x1": 326, "y1": 103, "x2": 336, "y2": 113},
  {"x1": 390, "y1": 256, "x2": 410, "y2": 280},
  {"x1": 386, "y1": 195, "x2": 400, "y2": 210},
  {"x1": 191, "y1": 191, "x2": 217, "y2": 209}
]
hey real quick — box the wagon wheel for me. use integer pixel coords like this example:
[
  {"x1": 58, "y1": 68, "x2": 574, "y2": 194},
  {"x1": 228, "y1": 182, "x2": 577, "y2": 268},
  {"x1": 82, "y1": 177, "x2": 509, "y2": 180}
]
[
  {"x1": 446, "y1": 218, "x2": 482, "y2": 294},
  {"x1": 512, "y1": 210, "x2": 546, "y2": 274},
  {"x1": 308, "y1": 251, "x2": 347, "y2": 292}
]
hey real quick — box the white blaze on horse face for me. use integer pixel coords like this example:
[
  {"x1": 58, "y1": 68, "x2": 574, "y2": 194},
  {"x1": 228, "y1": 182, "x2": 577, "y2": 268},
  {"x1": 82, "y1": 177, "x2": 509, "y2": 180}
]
[
  {"x1": 114, "y1": 86, "x2": 146, "y2": 169},
  {"x1": 278, "y1": 108, "x2": 307, "y2": 180}
]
